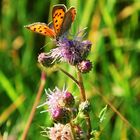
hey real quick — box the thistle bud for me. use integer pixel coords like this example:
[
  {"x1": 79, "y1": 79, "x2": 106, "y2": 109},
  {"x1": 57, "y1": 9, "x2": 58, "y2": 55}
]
[
  {"x1": 77, "y1": 60, "x2": 92, "y2": 73},
  {"x1": 79, "y1": 101, "x2": 91, "y2": 114},
  {"x1": 51, "y1": 107, "x2": 71, "y2": 124},
  {"x1": 63, "y1": 92, "x2": 75, "y2": 107},
  {"x1": 38, "y1": 53, "x2": 54, "y2": 67}
]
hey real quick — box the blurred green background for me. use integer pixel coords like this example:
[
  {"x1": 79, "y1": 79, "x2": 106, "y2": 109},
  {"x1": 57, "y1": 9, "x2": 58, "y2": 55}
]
[{"x1": 0, "y1": 0, "x2": 140, "y2": 139}]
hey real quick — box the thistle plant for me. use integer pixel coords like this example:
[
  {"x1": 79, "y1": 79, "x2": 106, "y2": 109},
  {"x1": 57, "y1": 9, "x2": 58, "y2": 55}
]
[
  {"x1": 24, "y1": 4, "x2": 96, "y2": 140},
  {"x1": 37, "y1": 33, "x2": 93, "y2": 139}
]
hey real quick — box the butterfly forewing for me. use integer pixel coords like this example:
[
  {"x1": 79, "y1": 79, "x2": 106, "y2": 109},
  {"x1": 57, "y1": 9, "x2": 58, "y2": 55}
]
[
  {"x1": 52, "y1": 5, "x2": 66, "y2": 36},
  {"x1": 24, "y1": 22, "x2": 56, "y2": 38}
]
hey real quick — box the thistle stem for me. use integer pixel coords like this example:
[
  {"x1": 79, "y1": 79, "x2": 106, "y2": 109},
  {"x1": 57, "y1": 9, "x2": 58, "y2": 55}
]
[
  {"x1": 77, "y1": 71, "x2": 86, "y2": 101},
  {"x1": 21, "y1": 72, "x2": 46, "y2": 140},
  {"x1": 59, "y1": 67, "x2": 79, "y2": 86},
  {"x1": 77, "y1": 71, "x2": 92, "y2": 139}
]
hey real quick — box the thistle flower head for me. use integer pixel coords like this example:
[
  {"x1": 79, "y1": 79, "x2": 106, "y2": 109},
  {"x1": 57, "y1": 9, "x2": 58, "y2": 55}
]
[
  {"x1": 48, "y1": 124, "x2": 73, "y2": 140},
  {"x1": 45, "y1": 87, "x2": 75, "y2": 111},
  {"x1": 38, "y1": 28, "x2": 92, "y2": 67},
  {"x1": 38, "y1": 87, "x2": 75, "y2": 124},
  {"x1": 49, "y1": 36, "x2": 92, "y2": 65}
]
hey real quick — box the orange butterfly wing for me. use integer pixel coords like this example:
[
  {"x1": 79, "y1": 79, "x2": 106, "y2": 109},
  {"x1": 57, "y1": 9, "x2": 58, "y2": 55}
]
[
  {"x1": 24, "y1": 22, "x2": 56, "y2": 38},
  {"x1": 52, "y1": 5, "x2": 66, "y2": 36},
  {"x1": 24, "y1": 5, "x2": 76, "y2": 39}
]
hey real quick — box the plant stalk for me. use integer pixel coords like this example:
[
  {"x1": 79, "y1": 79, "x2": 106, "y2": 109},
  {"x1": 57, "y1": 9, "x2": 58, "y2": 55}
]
[
  {"x1": 77, "y1": 71, "x2": 92, "y2": 140},
  {"x1": 21, "y1": 72, "x2": 46, "y2": 140}
]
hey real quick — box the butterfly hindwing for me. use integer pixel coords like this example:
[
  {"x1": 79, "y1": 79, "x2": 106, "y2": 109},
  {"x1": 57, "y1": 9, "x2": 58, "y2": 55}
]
[
  {"x1": 24, "y1": 22, "x2": 56, "y2": 38},
  {"x1": 58, "y1": 7, "x2": 76, "y2": 37},
  {"x1": 69, "y1": 7, "x2": 76, "y2": 22},
  {"x1": 52, "y1": 4, "x2": 66, "y2": 36}
]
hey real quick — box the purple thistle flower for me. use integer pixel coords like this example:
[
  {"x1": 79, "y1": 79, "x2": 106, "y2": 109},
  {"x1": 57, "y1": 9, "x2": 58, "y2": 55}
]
[
  {"x1": 37, "y1": 87, "x2": 75, "y2": 123},
  {"x1": 49, "y1": 37, "x2": 92, "y2": 65},
  {"x1": 45, "y1": 87, "x2": 67, "y2": 112}
]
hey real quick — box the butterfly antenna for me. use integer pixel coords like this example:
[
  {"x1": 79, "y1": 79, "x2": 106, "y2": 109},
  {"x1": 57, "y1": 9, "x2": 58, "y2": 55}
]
[
  {"x1": 82, "y1": 32, "x2": 87, "y2": 39},
  {"x1": 40, "y1": 43, "x2": 49, "y2": 50},
  {"x1": 76, "y1": 27, "x2": 88, "y2": 40},
  {"x1": 73, "y1": 25, "x2": 81, "y2": 37},
  {"x1": 77, "y1": 27, "x2": 88, "y2": 36},
  {"x1": 68, "y1": 26, "x2": 88, "y2": 40}
]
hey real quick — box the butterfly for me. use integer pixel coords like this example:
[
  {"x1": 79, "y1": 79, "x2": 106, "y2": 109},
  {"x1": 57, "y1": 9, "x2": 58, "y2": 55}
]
[{"x1": 24, "y1": 4, "x2": 76, "y2": 40}]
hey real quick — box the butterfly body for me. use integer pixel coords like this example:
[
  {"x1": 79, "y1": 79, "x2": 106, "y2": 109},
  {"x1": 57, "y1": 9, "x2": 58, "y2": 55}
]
[{"x1": 25, "y1": 4, "x2": 76, "y2": 40}]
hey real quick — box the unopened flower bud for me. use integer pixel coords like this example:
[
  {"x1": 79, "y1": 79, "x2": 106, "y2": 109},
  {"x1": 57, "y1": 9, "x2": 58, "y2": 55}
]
[
  {"x1": 77, "y1": 60, "x2": 92, "y2": 73},
  {"x1": 38, "y1": 53, "x2": 54, "y2": 67},
  {"x1": 63, "y1": 92, "x2": 75, "y2": 107},
  {"x1": 74, "y1": 125, "x2": 86, "y2": 140},
  {"x1": 79, "y1": 101, "x2": 91, "y2": 114},
  {"x1": 52, "y1": 107, "x2": 71, "y2": 124}
]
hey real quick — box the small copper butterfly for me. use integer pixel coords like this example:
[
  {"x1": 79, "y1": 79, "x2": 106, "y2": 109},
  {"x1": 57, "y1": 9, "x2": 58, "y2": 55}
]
[{"x1": 24, "y1": 4, "x2": 76, "y2": 39}]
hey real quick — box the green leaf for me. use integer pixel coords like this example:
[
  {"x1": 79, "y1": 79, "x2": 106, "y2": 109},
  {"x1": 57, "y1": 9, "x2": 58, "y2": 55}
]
[{"x1": 98, "y1": 105, "x2": 108, "y2": 123}]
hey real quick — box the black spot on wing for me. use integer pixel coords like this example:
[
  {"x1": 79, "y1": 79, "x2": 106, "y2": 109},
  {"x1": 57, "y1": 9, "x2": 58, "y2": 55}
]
[{"x1": 55, "y1": 13, "x2": 58, "y2": 17}]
